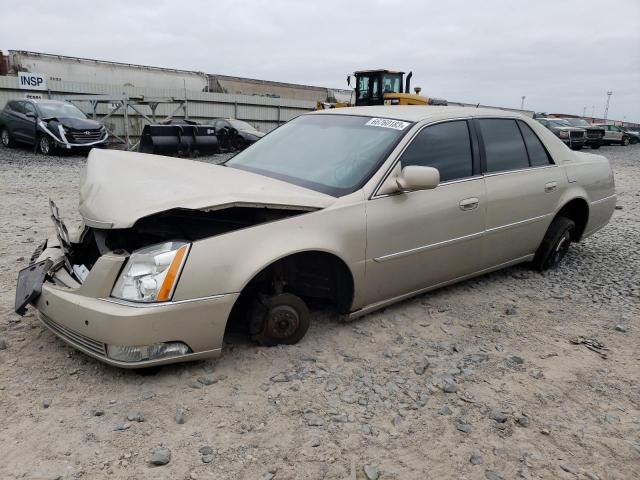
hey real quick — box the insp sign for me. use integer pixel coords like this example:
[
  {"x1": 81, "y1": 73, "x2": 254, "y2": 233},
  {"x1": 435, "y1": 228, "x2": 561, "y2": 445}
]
[{"x1": 18, "y1": 72, "x2": 48, "y2": 91}]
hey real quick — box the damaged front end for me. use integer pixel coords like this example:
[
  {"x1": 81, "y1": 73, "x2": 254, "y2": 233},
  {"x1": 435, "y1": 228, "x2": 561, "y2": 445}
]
[{"x1": 37, "y1": 116, "x2": 108, "y2": 150}]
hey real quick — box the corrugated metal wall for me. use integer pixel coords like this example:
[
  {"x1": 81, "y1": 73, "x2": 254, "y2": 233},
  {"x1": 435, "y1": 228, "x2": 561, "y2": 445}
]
[{"x1": 0, "y1": 76, "x2": 316, "y2": 138}]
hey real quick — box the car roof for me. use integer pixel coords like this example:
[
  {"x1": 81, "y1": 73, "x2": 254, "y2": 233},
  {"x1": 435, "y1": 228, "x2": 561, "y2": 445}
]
[
  {"x1": 29, "y1": 99, "x2": 69, "y2": 106},
  {"x1": 311, "y1": 105, "x2": 532, "y2": 123}
]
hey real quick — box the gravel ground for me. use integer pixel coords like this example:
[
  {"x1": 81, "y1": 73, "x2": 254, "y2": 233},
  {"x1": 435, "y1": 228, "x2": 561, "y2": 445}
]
[{"x1": 0, "y1": 144, "x2": 638, "y2": 480}]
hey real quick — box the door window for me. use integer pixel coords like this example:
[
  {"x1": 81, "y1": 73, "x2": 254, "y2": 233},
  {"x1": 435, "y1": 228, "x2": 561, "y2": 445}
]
[
  {"x1": 478, "y1": 119, "x2": 529, "y2": 173},
  {"x1": 23, "y1": 103, "x2": 36, "y2": 117},
  {"x1": 357, "y1": 76, "x2": 370, "y2": 102},
  {"x1": 400, "y1": 120, "x2": 473, "y2": 182},
  {"x1": 13, "y1": 102, "x2": 26, "y2": 114},
  {"x1": 517, "y1": 121, "x2": 552, "y2": 167}
]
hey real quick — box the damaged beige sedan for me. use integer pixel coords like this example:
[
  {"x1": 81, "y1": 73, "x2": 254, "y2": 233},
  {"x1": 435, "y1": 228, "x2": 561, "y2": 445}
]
[{"x1": 15, "y1": 106, "x2": 616, "y2": 367}]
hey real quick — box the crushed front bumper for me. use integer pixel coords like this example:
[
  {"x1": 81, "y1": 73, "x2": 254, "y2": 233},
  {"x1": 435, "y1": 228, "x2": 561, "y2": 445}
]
[{"x1": 20, "y1": 239, "x2": 238, "y2": 368}]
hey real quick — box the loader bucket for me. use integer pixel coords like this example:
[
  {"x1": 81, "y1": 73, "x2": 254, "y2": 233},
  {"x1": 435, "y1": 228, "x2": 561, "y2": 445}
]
[{"x1": 138, "y1": 123, "x2": 219, "y2": 156}]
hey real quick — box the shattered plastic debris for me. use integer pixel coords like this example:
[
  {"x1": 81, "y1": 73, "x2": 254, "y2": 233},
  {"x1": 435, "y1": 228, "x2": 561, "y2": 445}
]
[{"x1": 570, "y1": 336, "x2": 608, "y2": 359}]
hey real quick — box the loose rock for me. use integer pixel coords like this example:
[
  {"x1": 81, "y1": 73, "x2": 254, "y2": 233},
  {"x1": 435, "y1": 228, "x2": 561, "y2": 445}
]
[
  {"x1": 364, "y1": 464, "x2": 381, "y2": 480},
  {"x1": 175, "y1": 408, "x2": 186, "y2": 424},
  {"x1": 126, "y1": 411, "x2": 144, "y2": 422},
  {"x1": 150, "y1": 447, "x2": 171, "y2": 465},
  {"x1": 470, "y1": 453, "x2": 484, "y2": 465}
]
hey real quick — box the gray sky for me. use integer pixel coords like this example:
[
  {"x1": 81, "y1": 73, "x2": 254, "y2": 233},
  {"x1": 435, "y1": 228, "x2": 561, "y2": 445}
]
[{"x1": 2, "y1": 0, "x2": 639, "y2": 121}]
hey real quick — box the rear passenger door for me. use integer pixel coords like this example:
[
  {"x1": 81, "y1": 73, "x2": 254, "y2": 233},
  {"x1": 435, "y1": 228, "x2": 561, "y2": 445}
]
[{"x1": 478, "y1": 118, "x2": 564, "y2": 267}]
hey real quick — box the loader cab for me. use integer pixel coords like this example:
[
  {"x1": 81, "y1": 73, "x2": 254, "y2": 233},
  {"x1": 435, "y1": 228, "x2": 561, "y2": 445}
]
[{"x1": 354, "y1": 70, "x2": 404, "y2": 106}]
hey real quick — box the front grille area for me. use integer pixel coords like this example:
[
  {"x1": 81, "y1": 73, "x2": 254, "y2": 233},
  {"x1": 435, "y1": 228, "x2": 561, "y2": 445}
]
[
  {"x1": 67, "y1": 130, "x2": 103, "y2": 144},
  {"x1": 587, "y1": 130, "x2": 603, "y2": 139},
  {"x1": 570, "y1": 130, "x2": 585, "y2": 139},
  {"x1": 40, "y1": 313, "x2": 107, "y2": 357}
]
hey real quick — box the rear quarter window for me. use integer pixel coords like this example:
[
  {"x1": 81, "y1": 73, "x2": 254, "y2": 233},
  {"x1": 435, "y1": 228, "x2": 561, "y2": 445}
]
[
  {"x1": 518, "y1": 121, "x2": 552, "y2": 167},
  {"x1": 478, "y1": 119, "x2": 529, "y2": 173}
]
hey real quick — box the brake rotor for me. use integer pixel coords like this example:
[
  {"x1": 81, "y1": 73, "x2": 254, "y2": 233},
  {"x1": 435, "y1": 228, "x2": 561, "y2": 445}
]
[{"x1": 266, "y1": 304, "x2": 300, "y2": 339}]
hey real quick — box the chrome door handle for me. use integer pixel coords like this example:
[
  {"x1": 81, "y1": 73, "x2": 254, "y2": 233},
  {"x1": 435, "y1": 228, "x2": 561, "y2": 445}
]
[
  {"x1": 544, "y1": 182, "x2": 558, "y2": 193},
  {"x1": 459, "y1": 197, "x2": 479, "y2": 211}
]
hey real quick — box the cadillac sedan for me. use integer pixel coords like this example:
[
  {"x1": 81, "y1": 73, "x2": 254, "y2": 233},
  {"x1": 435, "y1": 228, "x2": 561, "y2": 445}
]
[{"x1": 15, "y1": 106, "x2": 616, "y2": 367}]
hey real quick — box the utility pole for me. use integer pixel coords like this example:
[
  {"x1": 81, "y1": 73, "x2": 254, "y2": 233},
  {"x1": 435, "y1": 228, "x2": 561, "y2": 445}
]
[
  {"x1": 603, "y1": 91, "x2": 613, "y2": 121},
  {"x1": 520, "y1": 96, "x2": 526, "y2": 110},
  {"x1": 582, "y1": 106, "x2": 586, "y2": 118}
]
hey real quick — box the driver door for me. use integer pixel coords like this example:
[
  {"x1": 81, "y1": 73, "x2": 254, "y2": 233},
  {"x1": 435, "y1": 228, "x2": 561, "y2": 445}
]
[{"x1": 364, "y1": 120, "x2": 486, "y2": 306}]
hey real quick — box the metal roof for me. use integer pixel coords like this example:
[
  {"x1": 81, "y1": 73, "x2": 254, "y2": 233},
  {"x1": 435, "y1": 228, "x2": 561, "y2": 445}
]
[{"x1": 311, "y1": 105, "x2": 530, "y2": 122}]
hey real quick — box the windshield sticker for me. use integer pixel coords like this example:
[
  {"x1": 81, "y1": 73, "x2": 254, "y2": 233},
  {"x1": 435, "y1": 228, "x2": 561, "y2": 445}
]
[{"x1": 365, "y1": 118, "x2": 411, "y2": 130}]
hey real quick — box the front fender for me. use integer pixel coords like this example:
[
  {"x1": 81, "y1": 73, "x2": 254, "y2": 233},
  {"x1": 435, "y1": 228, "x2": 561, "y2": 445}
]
[{"x1": 172, "y1": 198, "x2": 367, "y2": 309}]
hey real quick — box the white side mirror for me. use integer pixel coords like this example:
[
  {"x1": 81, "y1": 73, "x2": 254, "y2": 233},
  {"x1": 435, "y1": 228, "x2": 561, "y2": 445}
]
[{"x1": 396, "y1": 166, "x2": 440, "y2": 191}]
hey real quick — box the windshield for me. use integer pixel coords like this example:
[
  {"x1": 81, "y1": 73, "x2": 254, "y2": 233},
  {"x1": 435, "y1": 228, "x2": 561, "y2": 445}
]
[
  {"x1": 228, "y1": 119, "x2": 256, "y2": 131},
  {"x1": 549, "y1": 119, "x2": 570, "y2": 127},
  {"x1": 563, "y1": 118, "x2": 590, "y2": 127},
  {"x1": 38, "y1": 103, "x2": 87, "y2": 119},
  {"x1": 227, "y1": 114, "x2": 411, "y2": 196}
]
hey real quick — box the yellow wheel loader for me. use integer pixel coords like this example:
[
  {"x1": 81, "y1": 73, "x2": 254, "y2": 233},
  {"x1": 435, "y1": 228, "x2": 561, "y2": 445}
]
[{"x1": 317, "y1": 69, "x2": 447, "y2": 109}]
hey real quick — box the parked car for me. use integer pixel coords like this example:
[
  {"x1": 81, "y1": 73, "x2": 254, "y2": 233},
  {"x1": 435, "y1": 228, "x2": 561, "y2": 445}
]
[
  {"x1": 597, "y1": 124, "x2": 631, "y2": 146},
  {"x1": 0, "y1": 99, "x2": 108, "y2": 154},
  {"x1": 213, "y1": 118, "x2": 265, "y2": 150},
  {"x1": 536, "y1": 118, "x2": 586, "y2": 150},
  {"x1": 558, "y1": 118, "x2": 604, "y2": 149},
  {"x1": 621, "y1": 127, "x2": 639, "y2": 144},
  {"x1": 16, "y1": 106, "x2": 616, "y2": 368}
]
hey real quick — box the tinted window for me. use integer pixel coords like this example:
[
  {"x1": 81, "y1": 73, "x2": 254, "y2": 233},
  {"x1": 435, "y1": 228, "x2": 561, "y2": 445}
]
[
  {"x1": 400, "y1": 120, "x2": 473, "y2": 182},
  {"x1": 518, "y1": 121, "x2": 551, "y2": 167},
  {"x1": 23, "y1": 102, "x2": 36, "y2": 115},
  {"x1": 13, "y1": 102, "x2": 25, "y2": 114},
  {"x1": 479, "y1": 119, "x2": 529, "y2": 173}
]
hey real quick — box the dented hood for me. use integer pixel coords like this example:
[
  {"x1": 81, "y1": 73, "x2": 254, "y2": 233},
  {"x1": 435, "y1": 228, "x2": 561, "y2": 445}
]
[{"x1": 79, "y1": 150, "x2": 335, "y2": 228}]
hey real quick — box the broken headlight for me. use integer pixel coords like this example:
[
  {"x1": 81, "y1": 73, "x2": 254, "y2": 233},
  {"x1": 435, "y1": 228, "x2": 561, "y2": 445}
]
[{"x1": 111, "y1": 241, "x2": 190, "y2": 302}]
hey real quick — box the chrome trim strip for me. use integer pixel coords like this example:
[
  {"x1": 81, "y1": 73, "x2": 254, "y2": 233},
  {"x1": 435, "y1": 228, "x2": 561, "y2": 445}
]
[
  {"x1": 590, "y1": 193, "x2": 617, "y2": 206},
  {"x1": 347, "y1": 254, "x2": 535, "y2": 320},
  {"x1": 373, "y1": 213, "x2": 550, "y2": 262},
  {"x1": 484, "y1": 213, "x2": 551, "y2": 235},
  {"x1": 100, "y1": 294, "x2": 229, "y2": 308},
  {"x1": 374, "y1": 231, "x2": 484, "y2": 263},
  {"x1": 82, "y1": 217, "x2": 115, "y2": 229},
  {"x1": 483, "y1": 164, "x2": 558, "y2": 178}
]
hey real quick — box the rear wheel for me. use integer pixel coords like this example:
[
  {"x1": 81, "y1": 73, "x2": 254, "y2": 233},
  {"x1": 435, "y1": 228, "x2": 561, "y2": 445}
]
[
  {"x1": 532, "y1": 216, "x2": 575, "y2": 271},
  {"x1": 590, "y1": 143, "x2": 601, "y2": 149},
  {"x1": 621, "y1": 137, "x2": 630, "y2": 146},
  {"x1": 38, "y1": 135, "x2": 55, "y2": 155},
  {"x1": 1, "y1": 128, "x2": 14, "y2": 148},
  {"x1": 252, "y1": 293, "x2": 310, "y2": 346}
]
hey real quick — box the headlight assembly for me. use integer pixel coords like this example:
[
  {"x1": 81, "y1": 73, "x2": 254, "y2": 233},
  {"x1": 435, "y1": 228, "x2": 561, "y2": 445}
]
[{"x1": 111, "y1": 241, "x2": 190, "y2": 303}]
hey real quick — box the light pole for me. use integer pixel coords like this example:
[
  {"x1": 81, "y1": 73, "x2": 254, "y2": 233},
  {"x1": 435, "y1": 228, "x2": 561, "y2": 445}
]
[
  {"x1": 520, "y1": 96, "x2": 526, "y2": 110},
  {"x1": 582, "y1": 106, "x2": 586, "y2": 118},
  {"x1": 604, "y1": 91, "x2": 613, "y2": 121}
]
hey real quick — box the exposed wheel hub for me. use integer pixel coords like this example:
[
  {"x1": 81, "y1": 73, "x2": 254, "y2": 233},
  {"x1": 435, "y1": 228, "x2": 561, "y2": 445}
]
[
  {"x1": 1, "y1": 130, "x2": 8, "y2": 145},
  {"x1": 267, "y1": 305, "x2": 300, "y2": 339}
]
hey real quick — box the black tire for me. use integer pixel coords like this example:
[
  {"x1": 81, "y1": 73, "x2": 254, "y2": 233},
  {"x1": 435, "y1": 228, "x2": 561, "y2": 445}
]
[
  {"x1": 570, "y1": 145, "x2": 583, "y2": 150},
  {"x1": 532, "y1": 216, "x2": 575, "y2": 271},
  {"x1": 621, "y1": 137, "x2": 630, "y2": 146},
  {"x1": 252, "y1": 293, "x2": 310, "y2": 346},
  {"x1": 38, "y1": 135, "x2": 55, "y2": 155},
  {"x1": 630, "y1": 137, "x2": 638, "y2": 145},
  {"x1": 1, "y1": 128, "x2": 15, "y2": 148},
  {"x1": 590, "y1": 143, "x2": 601, "y2": 150}
]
